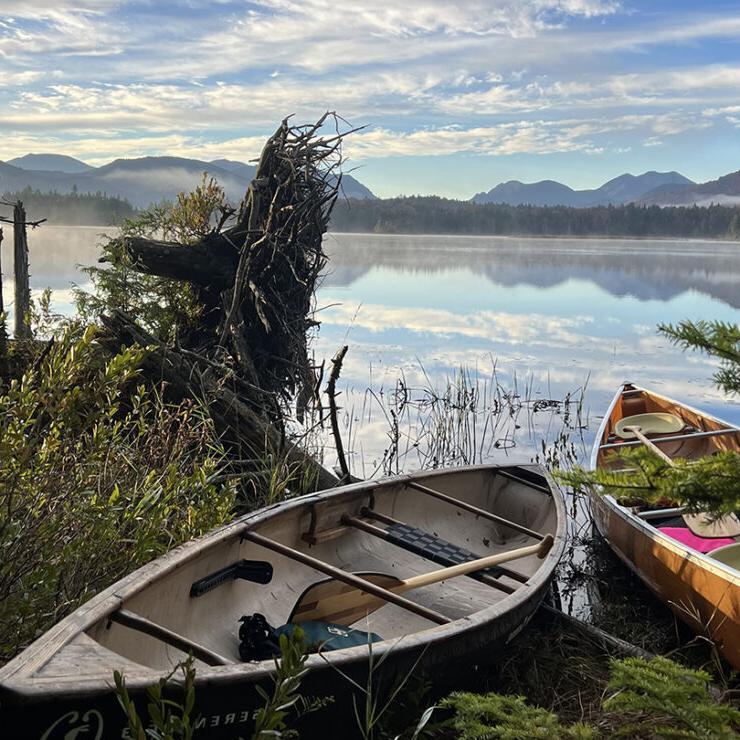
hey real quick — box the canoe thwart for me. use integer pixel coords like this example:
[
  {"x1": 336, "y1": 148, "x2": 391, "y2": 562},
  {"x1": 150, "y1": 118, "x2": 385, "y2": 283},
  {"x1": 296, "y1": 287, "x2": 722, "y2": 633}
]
[
  {"x1": 190, "y1": 559, "x2": 273, "y2": 598},
  {"x1": 636, "y1": 506, "x2": 686, "y2": 520},
  {"x1": 405, "y1": 479, "x2": 545, "y2": 541},
  {"x1": 599, "y1": 426, "x2": 740, "y2": 451},
  {"x1": 242, "y1": 529, "x2": 451, "y2": 625},
  {"x1": 109, "y1": 609, "x2": 233, "y2": 666}
]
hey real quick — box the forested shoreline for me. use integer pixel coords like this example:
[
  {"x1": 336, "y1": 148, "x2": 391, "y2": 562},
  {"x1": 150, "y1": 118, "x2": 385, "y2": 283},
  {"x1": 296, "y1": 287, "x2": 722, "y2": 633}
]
[
  {"x1": 330, "y1": 195, "x2": 740, "y2": 239},
  {"x1": 1, "y1": 186, "x2": 136, "y2": 225},
  {"x1": 6, "y1": 186, "x2": 740, "y2": 239}
]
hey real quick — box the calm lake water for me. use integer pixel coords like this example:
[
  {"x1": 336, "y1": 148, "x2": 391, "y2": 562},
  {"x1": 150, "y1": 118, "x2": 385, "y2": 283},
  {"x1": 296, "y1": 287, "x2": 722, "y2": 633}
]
[
  {"x1": 316, "y1": 233, "x2": 740, "y2": 471},
  {"x1": 4, "y1": 226, "x2": 740, "y2": 473}
]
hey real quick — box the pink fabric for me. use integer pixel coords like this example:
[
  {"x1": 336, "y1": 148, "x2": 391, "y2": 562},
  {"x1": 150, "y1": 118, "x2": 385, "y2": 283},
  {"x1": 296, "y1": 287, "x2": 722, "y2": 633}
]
[{"x1": 658, "y1": 527, "x2": 736, "y2": 553}]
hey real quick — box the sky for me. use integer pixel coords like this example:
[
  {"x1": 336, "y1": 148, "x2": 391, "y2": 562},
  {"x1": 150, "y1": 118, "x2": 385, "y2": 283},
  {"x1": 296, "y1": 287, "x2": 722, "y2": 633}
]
[{"x1": 1, "y1": 1, "x2": 740, "y2": 198}]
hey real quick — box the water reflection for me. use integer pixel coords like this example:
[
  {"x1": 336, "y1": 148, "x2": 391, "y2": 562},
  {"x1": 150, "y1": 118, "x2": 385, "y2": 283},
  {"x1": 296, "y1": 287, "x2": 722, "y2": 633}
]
[
  {"x1": 315, "y1": 233, "x2": 740, "y2": 469},
  {"x1": 2, "y1": 225, "x2": 739, "y2": 468},
  {"x1": 323, "y1": 233, "x2": 740, "y2": 308}
]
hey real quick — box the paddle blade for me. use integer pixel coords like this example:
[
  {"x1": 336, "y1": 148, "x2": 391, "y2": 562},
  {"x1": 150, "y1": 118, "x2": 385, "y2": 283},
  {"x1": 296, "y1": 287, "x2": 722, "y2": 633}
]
[{"x1": 289, "y1": 572, "x2": 402, "y2": 626}]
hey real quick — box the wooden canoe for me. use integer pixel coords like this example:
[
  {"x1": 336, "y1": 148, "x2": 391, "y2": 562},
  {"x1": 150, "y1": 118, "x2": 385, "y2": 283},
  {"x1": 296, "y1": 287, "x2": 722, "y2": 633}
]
[
  {"x1": 0, "y1": 464, "x2": 565, "y2": 739},
  {"x1": 590, "y1": 383, "x2": 740, "y2": 669}
]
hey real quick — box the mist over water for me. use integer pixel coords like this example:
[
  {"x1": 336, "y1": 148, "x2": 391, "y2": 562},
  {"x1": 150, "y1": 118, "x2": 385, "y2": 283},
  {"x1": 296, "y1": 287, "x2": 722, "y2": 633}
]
[{"x1": 4, "y1": 226, "x2": 740, "y2": 471}]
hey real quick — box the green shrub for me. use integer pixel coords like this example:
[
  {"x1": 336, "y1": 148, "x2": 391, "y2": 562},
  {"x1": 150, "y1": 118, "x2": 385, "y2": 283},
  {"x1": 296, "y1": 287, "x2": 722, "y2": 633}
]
[
  {"x1": 0, "y1": 326, "x2": 235, "y2": 662},
  {"x1": 439, "y1": 692, "x2": 594, "y2": 739},
  {"x1": 76, "y1": 175, "x2": 230, "y2": 342},
  {"x1": 602, "y1": 656, "x2": 740, "y2": 738},
  {"x1": 115, "y1": 657, "x2": 197, "y2": 740}
]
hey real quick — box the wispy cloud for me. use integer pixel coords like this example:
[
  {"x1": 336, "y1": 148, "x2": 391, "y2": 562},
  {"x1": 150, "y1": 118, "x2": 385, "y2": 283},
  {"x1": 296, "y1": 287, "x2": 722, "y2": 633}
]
[{"x1": 1, "y1": 2, "x2": 738, "y2": 190}]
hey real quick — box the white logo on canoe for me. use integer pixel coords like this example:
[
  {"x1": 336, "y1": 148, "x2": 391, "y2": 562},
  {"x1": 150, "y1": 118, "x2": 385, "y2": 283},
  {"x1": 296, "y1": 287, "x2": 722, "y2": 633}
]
[
  {"x1": 40, "y1": 710, "x2": 104, "y2": 740},
  {"x1": 326, "y1": 625, "x2": 349, "y2": 637}
]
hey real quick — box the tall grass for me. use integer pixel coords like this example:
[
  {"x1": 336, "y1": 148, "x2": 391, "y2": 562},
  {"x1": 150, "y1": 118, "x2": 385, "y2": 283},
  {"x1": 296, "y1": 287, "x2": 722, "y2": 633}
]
[
  {"x1": 0, "y1": 327, "x2": 236, "y2": 662},
  {"x1": 333, "y1": 361, "x2": 588, "y2": 480}
]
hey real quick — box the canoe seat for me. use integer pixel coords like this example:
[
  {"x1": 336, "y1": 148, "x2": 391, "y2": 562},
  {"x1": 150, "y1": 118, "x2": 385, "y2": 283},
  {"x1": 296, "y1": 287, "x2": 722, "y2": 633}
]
[
  {"x1": 710, "y1": 542, "x2": 740, "y2": 570},
  {"x1": 383, "y1": 521, "x2": 511, "y2": 581},
  {"x1": 615, "y1": 413, "x2": 684, "y2": 440},
  {"x1": 358, "y1": 509, "x2": 528, "y2": 586}
]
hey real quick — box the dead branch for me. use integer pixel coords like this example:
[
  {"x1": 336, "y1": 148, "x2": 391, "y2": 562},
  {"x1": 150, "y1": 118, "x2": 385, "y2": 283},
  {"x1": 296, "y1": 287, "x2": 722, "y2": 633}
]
[{"x1": 327, "y1": 345, "x2": 350, "y2": 481}]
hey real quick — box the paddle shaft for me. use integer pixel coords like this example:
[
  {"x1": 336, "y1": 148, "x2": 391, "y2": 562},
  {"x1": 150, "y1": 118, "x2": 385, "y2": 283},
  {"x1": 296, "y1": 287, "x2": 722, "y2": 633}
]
[
  {"x1": 393, "y1": 534, "x2": 553, "y2": 592},
  {"x1": 360, "y1": 508, "x2": 529, "y2": 583},
  {"x1": 290, "y1": 534, "x2": 555, "y2": 625},
  {"x1": 623, "y1": 425, "x2": 675, "y2": 466}
]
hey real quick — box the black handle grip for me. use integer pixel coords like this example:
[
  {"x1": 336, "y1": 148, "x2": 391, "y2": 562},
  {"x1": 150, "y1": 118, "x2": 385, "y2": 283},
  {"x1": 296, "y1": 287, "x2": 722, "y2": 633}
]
[{"x1": 190, "y1": 560, "x2": 273, "y2": 597}]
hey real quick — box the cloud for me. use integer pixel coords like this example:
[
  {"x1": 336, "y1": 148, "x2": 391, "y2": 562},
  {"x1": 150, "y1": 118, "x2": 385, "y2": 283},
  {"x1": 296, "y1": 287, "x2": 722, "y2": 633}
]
[{"x1": 1, "y1": 3, "x2": 739, "y2": 191}]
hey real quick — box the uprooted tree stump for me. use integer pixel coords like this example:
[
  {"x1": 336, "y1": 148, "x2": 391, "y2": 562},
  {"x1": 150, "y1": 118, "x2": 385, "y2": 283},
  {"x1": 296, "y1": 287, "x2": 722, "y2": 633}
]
[{"x1": 101, "y1": 115, "x2": 356, "y2": 495}]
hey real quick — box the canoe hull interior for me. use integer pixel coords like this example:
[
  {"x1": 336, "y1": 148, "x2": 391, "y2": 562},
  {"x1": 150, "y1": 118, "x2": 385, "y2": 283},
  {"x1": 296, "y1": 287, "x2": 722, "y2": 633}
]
[
  {"x1": 0, "y1": 464, "x2": 565, "y2": 739},
  {"x1": 591, "y1": 384, "x2": 740, "y2": 670}
]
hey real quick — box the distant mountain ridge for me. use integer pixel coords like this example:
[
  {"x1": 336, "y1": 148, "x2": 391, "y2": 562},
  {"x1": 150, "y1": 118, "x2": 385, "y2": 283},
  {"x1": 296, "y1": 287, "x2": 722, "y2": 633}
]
[
  {"x1": 0, "y1": 154, "x2": 376, "y2": 208},
  {"x1": 472, "y1": 171, "x2": 694, "y2": 207},
  {"x1": 6, "y1": 153, "x2": 93, "y2": 174},
  {"x1": 638, "y1": 169, "x2": 740, "y2": 207}
]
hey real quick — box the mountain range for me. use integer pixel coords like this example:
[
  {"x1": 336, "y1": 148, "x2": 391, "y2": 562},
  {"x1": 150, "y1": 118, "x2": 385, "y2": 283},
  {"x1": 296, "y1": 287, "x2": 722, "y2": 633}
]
[
  {"x1": 638, "y1": 170, "x2": 740, "y2": 207},
  {"x1": 0, "y1": 154, "x2": 375, "y2": 207},
  {"x1": 472, "y1": 171, "x2": 696, "y2": 207},
  {"x1": 3, "y1": 153, "x2": 740, "y2": 210}
]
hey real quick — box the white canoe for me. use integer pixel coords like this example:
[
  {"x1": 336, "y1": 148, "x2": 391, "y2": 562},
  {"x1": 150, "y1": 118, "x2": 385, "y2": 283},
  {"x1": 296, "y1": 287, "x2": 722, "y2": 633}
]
[{"x1": 0, "y1": 464, "x2": 565, "y2": 739}]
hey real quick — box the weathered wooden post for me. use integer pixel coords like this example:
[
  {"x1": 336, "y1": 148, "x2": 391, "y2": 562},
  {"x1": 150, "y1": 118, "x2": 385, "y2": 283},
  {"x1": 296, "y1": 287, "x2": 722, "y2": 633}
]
[
  {"x1": 13, "y1": 201, "x2": 31, "y2": 339},
  {"x1": 0, "y1": 226, "x2": 6, "y2": 358}
]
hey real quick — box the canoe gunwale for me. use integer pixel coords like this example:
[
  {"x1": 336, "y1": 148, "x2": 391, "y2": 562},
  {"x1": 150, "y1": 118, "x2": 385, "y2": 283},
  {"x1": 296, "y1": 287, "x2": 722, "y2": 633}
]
[{"x1": 0, "y1": 463, "x2": 566, "y2": 701}]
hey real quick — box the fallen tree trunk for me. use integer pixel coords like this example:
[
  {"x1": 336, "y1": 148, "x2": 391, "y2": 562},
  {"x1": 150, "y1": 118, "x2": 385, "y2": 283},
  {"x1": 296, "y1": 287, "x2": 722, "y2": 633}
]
[
  {"x1": 121, "y1": 235, "x2": 239, "y2": 289},
  {"x1": 100, "y1": 310, "x2": 339, "y2": 492}
]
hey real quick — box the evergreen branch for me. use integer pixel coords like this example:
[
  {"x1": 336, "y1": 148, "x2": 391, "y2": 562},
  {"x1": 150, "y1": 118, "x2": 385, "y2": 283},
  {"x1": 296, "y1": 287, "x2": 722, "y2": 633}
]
[
  {"x1": 659, "y1": 320, "x2": 740, "y2": 396},
  {"x1": 602, "y1": 657, "x2": 740, "y2": 738},
  {"x1": 559, "y1": 448, "x2": 740, "y2": 517}
]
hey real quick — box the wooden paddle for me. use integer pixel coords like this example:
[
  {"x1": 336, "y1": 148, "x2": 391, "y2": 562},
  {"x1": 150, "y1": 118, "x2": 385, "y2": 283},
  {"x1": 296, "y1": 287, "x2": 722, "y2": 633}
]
[
  {"x1": 623, "y1": 425, "x2": 740, "y2": 538},
  {"x1": 289, "y1": 534, "x2": 554, "y2": 626},
  {"x1": 622, "y1": 425, "x2": 674, "y2": 465}
]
